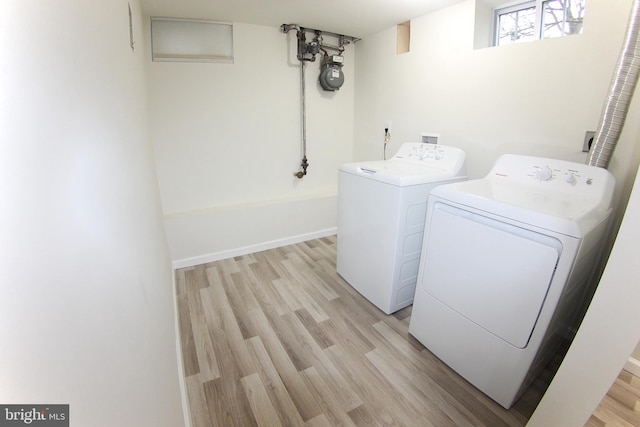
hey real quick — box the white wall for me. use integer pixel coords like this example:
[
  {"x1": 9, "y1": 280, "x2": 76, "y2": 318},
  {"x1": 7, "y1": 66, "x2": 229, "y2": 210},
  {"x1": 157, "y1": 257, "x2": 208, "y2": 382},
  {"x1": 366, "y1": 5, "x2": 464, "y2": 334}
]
[
  {"x1": 0, "y1": 1, "x2": 184, "y2": 425},
  {"x1": 148, "y1": 23, "x2": 355, "y2": 264},
  {"x1": 354, "y1": 0, "x2": 640, "y2": 203},
  {"x1": 353, "y1": 0, "x2": 640, "y2": 424},
  {"x1": 528, "y1": 163, "x2": 640, "y2": 426},
  {"x1": 627, "y1": 341, "x2": 640, "y2": 377},
  {"x1": 633, "y1": 341, "x2": 640, "y2": 360},
  {"x1": 152, "y1": 0, "x2": 640, "y2": 268}
]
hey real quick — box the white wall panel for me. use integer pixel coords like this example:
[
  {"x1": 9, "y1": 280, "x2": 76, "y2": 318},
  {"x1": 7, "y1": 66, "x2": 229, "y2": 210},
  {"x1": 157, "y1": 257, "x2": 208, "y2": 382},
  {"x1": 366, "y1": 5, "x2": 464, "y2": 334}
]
[
  {"x1": 353, "y1": 0, "x2": 640, "y2": 198},
  {"x1": 0, "y1": 0, "x2": 184, "y2": 425},
  {"x1": 149, "y1": 23, "x2": 354, "y2": 262},
  {"x1": 353, "y1": 1, "x2": 640, "y2": 424}
]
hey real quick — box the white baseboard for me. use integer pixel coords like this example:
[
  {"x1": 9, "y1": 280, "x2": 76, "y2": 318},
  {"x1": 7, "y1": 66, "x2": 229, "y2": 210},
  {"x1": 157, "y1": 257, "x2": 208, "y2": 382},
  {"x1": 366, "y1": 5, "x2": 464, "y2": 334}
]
[
  {"x1": 624, "y1": 357, "x2": 640, "y2": 377},
  {"x1": 171, "y1": 227, "x2": 337, "y2": 270},
  {"x1": 171, "y1": 272, "x2": 192, "y2": 427}
]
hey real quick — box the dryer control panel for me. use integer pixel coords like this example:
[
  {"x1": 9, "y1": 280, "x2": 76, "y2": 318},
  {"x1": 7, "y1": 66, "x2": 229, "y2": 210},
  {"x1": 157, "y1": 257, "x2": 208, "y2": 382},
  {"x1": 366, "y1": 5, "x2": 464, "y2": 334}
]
[
  {"x1": 430, "y1": 153, "x2": 615, "y2": 237},
  {"x1": 484, "y1": 154, "x2": 616, "y2": 224},
  {"x1": 530, "y1": 164, "x2": 593, "y2": 187},
  {"x1": 490, "y1": 154, "x2": 614, "y2": 192}
]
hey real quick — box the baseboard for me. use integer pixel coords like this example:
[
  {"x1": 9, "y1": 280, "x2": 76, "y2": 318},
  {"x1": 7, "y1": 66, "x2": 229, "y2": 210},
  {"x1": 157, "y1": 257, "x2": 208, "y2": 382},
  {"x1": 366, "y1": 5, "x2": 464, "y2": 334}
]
[
  {"x1": 171, "y1": 227, "x2": 337, "y2": 270},
  {"x1": 172, "y1": 272, "x2": 192, "y2": 427},
  {"x1": 624, "y1": 357, "x2": 640, "y2": 377}
]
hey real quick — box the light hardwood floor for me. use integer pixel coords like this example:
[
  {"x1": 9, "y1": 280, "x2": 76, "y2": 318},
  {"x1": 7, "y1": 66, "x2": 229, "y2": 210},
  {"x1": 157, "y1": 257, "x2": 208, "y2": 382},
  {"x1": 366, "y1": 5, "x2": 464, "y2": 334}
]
[
  {"x1": 587, "y1": 368, "x2": 640, "y2": 427},
  {"x1": 175, "y1": 236, "x2": 637, "y2": 427}
]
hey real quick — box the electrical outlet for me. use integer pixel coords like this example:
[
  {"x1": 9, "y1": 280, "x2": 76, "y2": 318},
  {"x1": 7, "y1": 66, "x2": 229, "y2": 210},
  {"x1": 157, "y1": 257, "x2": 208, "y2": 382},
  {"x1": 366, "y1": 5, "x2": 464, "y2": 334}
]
[{"x1": 583, "y1": 131, "x2": 595, "y2": 153}]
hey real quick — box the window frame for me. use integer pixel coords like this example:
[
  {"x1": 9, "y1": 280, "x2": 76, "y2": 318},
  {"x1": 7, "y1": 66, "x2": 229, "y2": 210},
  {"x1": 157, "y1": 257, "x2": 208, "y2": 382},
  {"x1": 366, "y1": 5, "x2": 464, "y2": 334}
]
[
  {"x1": 492, "y1": 0, "x2": 584, "y2": 47},
  {"x1": 150, "y1": 17, "x2": 234, "y2": 63},
  {"x1": 493, "y1": 1, "x2": 538, "y2": 46}
]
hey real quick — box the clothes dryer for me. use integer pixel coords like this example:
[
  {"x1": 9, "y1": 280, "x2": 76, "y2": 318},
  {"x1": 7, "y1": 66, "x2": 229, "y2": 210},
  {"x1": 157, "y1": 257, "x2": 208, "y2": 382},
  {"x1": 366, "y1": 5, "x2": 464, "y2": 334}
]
[
  {"x1": 337, "y1": 143, "x2": 466, "y2": 314},
  {"x1": 408, "y1": 154, "x2": 615, "y2": 408}
]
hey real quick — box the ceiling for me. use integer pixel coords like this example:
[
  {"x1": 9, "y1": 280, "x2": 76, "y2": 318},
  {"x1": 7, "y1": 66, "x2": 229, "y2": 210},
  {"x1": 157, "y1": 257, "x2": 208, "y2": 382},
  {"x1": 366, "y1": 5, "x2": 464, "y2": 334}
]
[{"x1": 140, "y1": 0, "x2": 468, "y2": 39}]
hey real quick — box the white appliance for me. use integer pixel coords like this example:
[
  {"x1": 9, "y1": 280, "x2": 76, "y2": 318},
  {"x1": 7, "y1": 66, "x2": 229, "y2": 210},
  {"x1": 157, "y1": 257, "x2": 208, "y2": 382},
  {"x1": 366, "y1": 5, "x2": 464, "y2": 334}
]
[
  {"x1": 337, "y1": 143, "x2": 467, "y2": 314},
  {"x1": 409, "y1": 154, "x2": 615, "y2": 408}
]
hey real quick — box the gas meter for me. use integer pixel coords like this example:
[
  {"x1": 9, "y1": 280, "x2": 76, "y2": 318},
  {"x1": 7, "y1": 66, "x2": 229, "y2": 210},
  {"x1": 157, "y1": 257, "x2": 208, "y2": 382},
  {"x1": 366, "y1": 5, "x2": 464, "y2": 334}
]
[{"x1": 319, "y1": 54, "x2": 344, "y2": 91}]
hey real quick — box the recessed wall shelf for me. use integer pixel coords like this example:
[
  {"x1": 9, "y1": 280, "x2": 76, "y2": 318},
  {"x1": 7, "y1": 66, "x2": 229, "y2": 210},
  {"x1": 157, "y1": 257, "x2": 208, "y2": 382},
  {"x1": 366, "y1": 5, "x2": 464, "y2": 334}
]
[{"x1": 151, "y1": 18, "x2": 234, "y2": 63}]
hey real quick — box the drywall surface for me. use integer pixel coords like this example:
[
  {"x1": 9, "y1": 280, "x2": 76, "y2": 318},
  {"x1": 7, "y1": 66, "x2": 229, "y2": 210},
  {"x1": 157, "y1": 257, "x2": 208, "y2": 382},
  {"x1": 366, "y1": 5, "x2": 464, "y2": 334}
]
[
  {"x1": 148, "y1": 22, "x2": 354, "y2": 263},
  {"x1": 354, "y1": 0, "x2": 640, "y2": 203},
  {"x1": 633, "y1": 341, "x2": 640, "y2": 360},
  {"x1": 528, "y1": 163, "x2": 640, "y2": 426},
  {"x1": 0, "y1": 1, "x2": 184, "y2": 425},
  {"x1": 353, "y1": 1, "x2": 640, "y2": 424}
]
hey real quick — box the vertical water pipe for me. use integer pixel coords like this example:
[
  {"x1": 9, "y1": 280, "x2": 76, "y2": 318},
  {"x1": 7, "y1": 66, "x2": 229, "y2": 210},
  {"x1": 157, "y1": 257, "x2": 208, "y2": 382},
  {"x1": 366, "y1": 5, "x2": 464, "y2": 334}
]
[{"x1": 295, "y1": 57, "x2": 309, "y2": 179}]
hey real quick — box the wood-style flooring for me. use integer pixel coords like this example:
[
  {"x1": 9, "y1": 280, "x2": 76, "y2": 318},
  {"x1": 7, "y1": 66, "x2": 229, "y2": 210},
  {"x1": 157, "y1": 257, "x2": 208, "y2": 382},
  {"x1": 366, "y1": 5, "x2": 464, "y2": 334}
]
[
  {"x1": 587, "y1": 368, "x2": 640, "y2": 427},
  {"x1": 175, "y1": 236, "x2": 638, "y2": 427}
]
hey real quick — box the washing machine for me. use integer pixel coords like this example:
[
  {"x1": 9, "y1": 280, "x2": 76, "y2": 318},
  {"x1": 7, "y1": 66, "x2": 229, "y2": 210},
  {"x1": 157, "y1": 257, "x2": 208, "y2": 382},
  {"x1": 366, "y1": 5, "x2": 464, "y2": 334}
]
[
  {"x1": 408, "y1": 154, "x2": 615, "y2": 408},
  {"x1": 337, "y1": 142, "x2": 467, "y2": 314}
]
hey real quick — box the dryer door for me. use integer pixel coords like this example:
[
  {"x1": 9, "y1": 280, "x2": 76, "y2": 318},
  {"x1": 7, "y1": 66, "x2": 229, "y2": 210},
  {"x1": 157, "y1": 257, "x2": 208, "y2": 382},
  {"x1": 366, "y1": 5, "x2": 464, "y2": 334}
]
[{"x1": 422, "y1": 202, "x2": 562, "y2": 348}]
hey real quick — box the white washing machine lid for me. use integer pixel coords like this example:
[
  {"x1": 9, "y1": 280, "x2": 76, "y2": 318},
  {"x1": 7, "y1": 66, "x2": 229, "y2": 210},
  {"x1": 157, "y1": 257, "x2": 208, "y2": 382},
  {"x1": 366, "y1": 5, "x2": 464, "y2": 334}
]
[
  {"x1": 430, "y1": 154, "x2": 615, "y2": 237},
  {"x1": 339, "y1": 143, "x2": 466, "y2": 186}
]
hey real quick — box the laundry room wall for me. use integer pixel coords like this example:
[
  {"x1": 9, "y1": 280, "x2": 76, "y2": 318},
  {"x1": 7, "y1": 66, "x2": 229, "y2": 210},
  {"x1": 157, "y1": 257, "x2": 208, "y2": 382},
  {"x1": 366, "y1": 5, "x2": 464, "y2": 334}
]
[
  {"x1": 0, "y1": 0, "x2": 184, "y2": 425},
  {"x1": 528, "y1": 161, "x2": 640, "y2": 426},
  {"x1": 353, "y1": 0, "x2": 640, "y2": 423},
  {"x1": 626, "y1": 340, "x2": 640, "y2": 377},
  {"x1": 633, "y1": 341, "x2": 640, "y2": 360},
  {"x1": 147, "y1": 22, "x2": 355, "y2": 266},
  {"x1": 353, "y1": 0, "x2": 640, "y2": 221}
]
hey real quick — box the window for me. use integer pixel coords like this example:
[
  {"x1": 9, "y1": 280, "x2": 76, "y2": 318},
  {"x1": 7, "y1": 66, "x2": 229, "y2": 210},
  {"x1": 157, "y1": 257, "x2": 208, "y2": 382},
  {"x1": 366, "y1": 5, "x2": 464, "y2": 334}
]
[
  {"x1": 150, "y1": 18, "x2": 234, "y2": 63},
  {"x1": 494, "y1": 0, "x2": 585, "y2": 46}
]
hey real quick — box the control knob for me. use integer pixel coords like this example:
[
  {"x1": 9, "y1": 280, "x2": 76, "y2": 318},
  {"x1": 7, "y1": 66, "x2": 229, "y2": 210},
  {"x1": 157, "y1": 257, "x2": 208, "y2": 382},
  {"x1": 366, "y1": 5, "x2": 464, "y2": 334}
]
[
  {"x1": 565, "y1": 172, "x2": 576, "y2": 184},
  {"x1": 535, "y1": 166, "x2": 553, "y2": 181}
]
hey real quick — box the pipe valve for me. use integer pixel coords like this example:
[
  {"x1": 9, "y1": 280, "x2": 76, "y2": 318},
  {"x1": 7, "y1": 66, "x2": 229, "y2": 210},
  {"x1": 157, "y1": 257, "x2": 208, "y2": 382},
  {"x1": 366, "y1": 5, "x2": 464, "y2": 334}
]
[{"x1": 294, "y1": 156, "x2": 309, "y2": 179}]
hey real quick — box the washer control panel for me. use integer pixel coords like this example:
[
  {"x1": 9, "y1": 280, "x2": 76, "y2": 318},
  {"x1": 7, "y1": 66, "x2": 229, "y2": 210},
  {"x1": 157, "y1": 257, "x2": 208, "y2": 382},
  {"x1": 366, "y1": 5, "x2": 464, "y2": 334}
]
[
  {"x1": 392, "y1": 142, "x2": 466, "y2": 170},
  {"x1": 407, "y1": 143, "x2": 446, "y2": 161}
]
